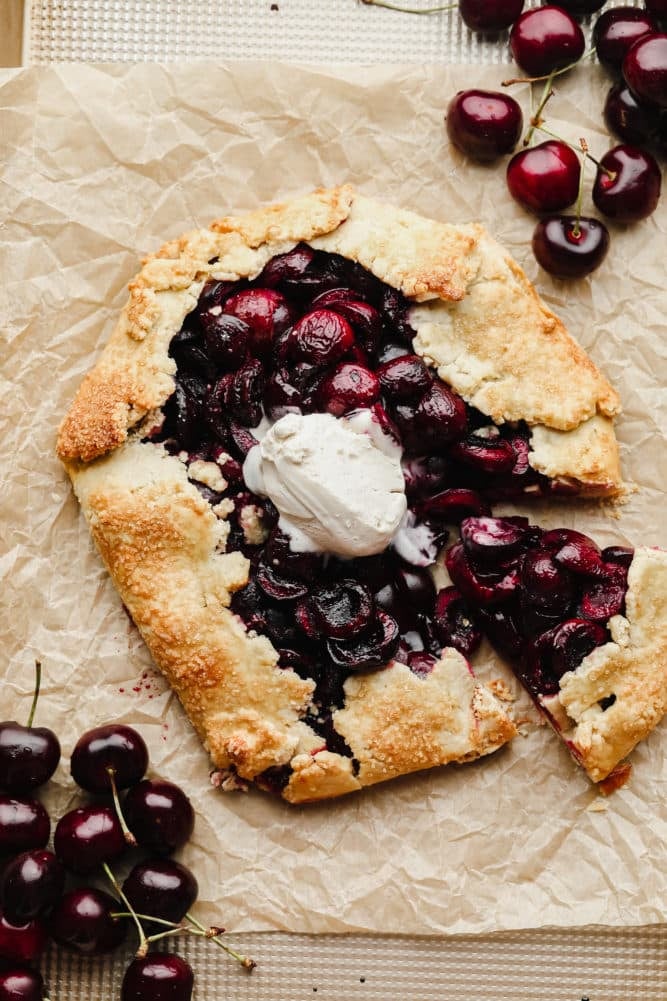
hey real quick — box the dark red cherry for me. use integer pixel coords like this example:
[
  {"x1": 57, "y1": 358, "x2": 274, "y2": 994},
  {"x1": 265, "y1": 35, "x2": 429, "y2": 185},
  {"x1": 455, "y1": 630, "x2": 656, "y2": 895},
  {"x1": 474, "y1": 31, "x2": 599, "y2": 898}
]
[
  {"x1": 507, "y1": 140, "x2": 581, "y2": 213},
  {"x1": 0, "y1": 722, "x2": 60, "y2": 796},
  {"x1": 446, "y1": 90, "x2": 523, "y2": 161},
  {"x1": 460, "y1": 516, "x2": 529, "y2": 566},
  {"x1": 326, "y1": 610, "x2": 400, "y2": 671},
  {"x1": 433, "y1": 587, "x2": 482, "y2": 658},
  {"x1": 445, "y1": 541, "x2": 520, "y2": 606},
  {"x1": 0, "y1": 913, "x2": 47, "y2": 966},
  {"x1": 377, "y1": 354, "x2": 432, "y2": 402},
  {"x1": 579, "y1": 563, "x2": 628, "y2": 620},
  {"x1": 402, "y1": 455, "x2": 448, "y2": 498},
  {"x1": 70, "y1": 724, "x2": 149, "y2": 794},
  {"x1": 538, "y1": 618, "x2": 609, "y2": 679},
  {"x1": 459, "y1": 0, "x2": 525, "y2": 32},
  {"x1": 121, "y1": 953, "x2": 194, "y2": 1001},
  {"x1": 54, "y1": 804, "x2": 126, "y2": 874},
  {"x1": 601, "y1": 545, "x2": 634, "y2": 568},
  {"x1": 263, "y1": 368, "x2": 303, "y2": 421},
  {"x1": 510, "y1": 7, "x2": 585, "y2": 77},
  {"x1": 289, "y1": 310, "x2": 355, "y2": 368},
  {"x1": 603, "y1": 83, "x2": 667, "y2": 154},
  {"x1": 449, "y1": 432, "x2": 517, "y2": 474},
  {"x1": 593, "y1": 7, "x2": 658, "y2": 73},
  {"x1": 259, "y1": 243, "x2": 315, "y2": 288},
  {"x1": 0, "y1": 967, "x2": 46, "y2": 1001},
  {"x1": 0, "y1": 850, "x2": 64, "y2": 924},
  {"x1": 51, "y1": 888, "x2": 128, "y2": 955},
  {"x1": 623, "y1": 33, "x2": 667, "y2": 108},
  {"x1": 417, "y1": 488, "x2": 491, "y2": 524},
  {"x1": 123, "y1": 780, "x2": 194, "y2": 856},
  {"x1": 593, "y1": 144, "x2": 662, "y2": 222},
  {"x1": 309, "y1": 581, "x2": 375, "y2": 639},
  {"x1": 521, "y1": 548, "x2": 574, "y2": 615},
  {"x1": 532, "y1": 216, "x2": 610, "y2": 278},
  {"x1": 0, "y1": 798, "x2": 49, "y2": 856},
  {"x1": 396, "y1": 382, "x2": 467, "y2": 453},
  {"x1": 554, "y1": 0, "x2": 606, "y2": 17},
  {"x1": 223, "y1": 288, "x2": 295, "y2": 358},
  {"x1": 645, "y1": 0, "x2": 667, "y2": 20},
  {"x1": 122, "y1": 860, "x2": 198, "y2": 931},
  {"x1": 542, "y1": 528, "x2": 604, "y2": 576},
  {"x1": 200, "y1": 313, "x2": 249, "y2": 370},
  {"x1": 316, "y1": 362, "x2": 380, "y2": 416}
]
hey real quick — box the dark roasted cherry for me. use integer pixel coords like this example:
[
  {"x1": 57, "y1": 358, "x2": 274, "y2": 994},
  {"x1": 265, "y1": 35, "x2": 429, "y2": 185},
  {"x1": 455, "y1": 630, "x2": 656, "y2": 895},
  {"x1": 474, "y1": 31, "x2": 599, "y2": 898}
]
[
  {"x1": 391, "y1": 509, "x2": 449, "y2": 566},
  {"x1": 402, "y1": 454, "x2": 448, "y2": 498},
  {"x1": 0, "y1": 967, "x2": 46, "y2": 1001},
  {"x1": 0, "y1": 850, "x2": 64, "y2": 924},
  {"x1": 223, "y1": 288, "x2": 295, "y2": 358},
  {"x1": 121, "y1": 953, "x2": 194, "y2": 1001},
  {"x1": 70, "y1": 724, "x2": 149, "y2": 794},
  {"x1": 311, "y1": 292, "x2": 383, "y2": 355},
  {"x1": 263, "y1": 367, "x2": 303, "y2": 420},
  {"x1": 0, "y1": 798, "x2": 49, "y2": 856},
  {"x1": 542, "y1": 528, "x2": 603, "y2": 576},
  {"x1": 433, "y1": 587, "x2": 482, "y2": 658},
  {"x1": 51, "y1": 888, "x2": 127, "y2": 954},
  {"x1": 54, "y1": 805, "x2": 125, "y2": 874},
  {"x1": 123, "y1": 780, "x2": 194, "y2": 856},
  {"x1": 446, "y1": 90, "x2": 523, "y2": 161},
  {"x1": 309, "y1": 581, "x2": 375, "y2": 639},
  {"x1": 461, "y1": 516, "x2": 529, "y2": 566},
  {"x1": 289, "y1": 309, "x2": 355, "y2": 367},
  {"x1": 446, "y1": 542, "x2": 521, "y2": 606},
  {"x1": 538, "y1": 618, "x2": 609, "y2": 680},
  {"x1": 506, "y1": 140, "x2": 581, "y2": 213},
  {"x1": 122, "y1": 859, "x2": 198, "y2": 930},
  {"x1": 594, "y1": 7, "x2": 658, "y2": 73},
  {"x1": 580, "y1": 563, "x2": 628, "y2": 620},
  {"x1": 521, "y1": 548, "x2": 573, "y2": 615},
  {"x1": 532, "y1": 216, "x2": 610, "y2": 278},
  {"x1": 327, "y1": 610, "x2": 400, "y2": 671},
  {"x1": 396, "y1": 564, "x2": 437, "y2": 616},
  {"x1": 264, "y1": 528, "x2": 324, "y2": 582},
  {"x1": 593, "y1": 144, "x2": 661, "y2": 222},
  {"x1": 0, "y1": 913, "x2": 47, "y2": 966},
  {"x1": 200, "y1": 312, "x2": 249, "y2": 370},
  {"x1": 601, "y1": 545, "x2": 634, "y2": 568},
  {"x1": 259, "y1": 243, "x2": 315, "y2": 288},
  {"x1": 623, "y1": 33, "x2": 667, "y2": 109},
  {"x1": 417, "y1": 487, "x2": 491, "y2": 524},
  {"x1": 449, "y1": 432, "x2": 517, "y2": 475},
  {"x1": 603, "y1": 83, "x2": 667, "y2": 154},
  {"x1": 510, "y1": 7, "x2": 585, "y2": 76},
  {"x1": 256, "y1": 560, "x2": 309, "y2": 601},
  {"x1": 459, "y1": 0, "x2": 525, "y2": 32},
  {"x1": 316, "y1": 362, "x2": 380, "y2": 416},
  {"x1": 395, "y1": 382, "x2": 467, "y2": 453},
  {"x1": 377, "y1": 354, "x2": 432, "y2": 402}
]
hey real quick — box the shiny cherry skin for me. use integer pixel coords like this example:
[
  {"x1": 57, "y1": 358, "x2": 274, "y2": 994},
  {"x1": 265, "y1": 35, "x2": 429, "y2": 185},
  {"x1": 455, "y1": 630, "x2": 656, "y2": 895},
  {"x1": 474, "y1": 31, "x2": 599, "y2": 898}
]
[
  {"x1": 0, "y1": 850, "x2": 65, "y2": 925},
  {"x1": 51, "y1": 888, "x2": 128, "y2": 954},
  {"x1": 446, "y1": 90, "x2": 523, "y2": 161},
  {"x1": 123, "y1": 780, "x2": 194, "y2": 856},
  {"x1": 0, "y1": 912, "x2": 48, "y2": 966},
  {"x1": 604, "y1": 82, "x2": 667, "y2": 153},
  {"x1": 0, "y1": 798, "x2": 49, "y2": 856},
  {"x1": 70, "y1": 724, "x2": 149, "y2": 794},
  {"x1": 593, "y1": 144, "x2": 662, "y2": 221},
  {"x1": 593, "y1": 7, "x2": 658, "y2": 74},
  {"x1": 506, "y1": 140, "x2": 581, "y2": 213},
  {"x1": 121, "y1": 953, "x2": 194, "y2": 1001},
  {"x1": 0, "y1": 722, "x2": 60, "y2": 796},
  {"x1": 532, "y1": 216, "x2": 610, "y2": 278},
  {"x1": 0, "y1": 967, "x2": 46, "y2": 1001},
  {"x1": 122, "y1": 859, "x2": 198, "y2": 929},
  {"x1": 623, "y1": 33, "x2": 667, "y2": 108},
  {"x1": 459, "y1": 0, "x2": 525, "y2": 32},
  {"x1": 54, "y1": 804, "x2": 125, "y2": 874},
  {"x1": 510, "y1": 7, "x2": 585, "y2": 77}
]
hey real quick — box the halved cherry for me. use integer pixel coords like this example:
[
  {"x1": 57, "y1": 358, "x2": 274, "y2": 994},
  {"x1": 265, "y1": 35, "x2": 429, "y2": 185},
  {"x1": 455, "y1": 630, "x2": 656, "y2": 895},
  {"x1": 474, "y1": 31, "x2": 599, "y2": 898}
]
[
  {"x1": 309, "y1": 581, "x2": 375, "y2": 640},
  {"x1": 327, "y1": 611, "x2": 400, "y2": 671},
  {"x1": 417, "y1": 488, "x2": 491, "y2": 525},
  {"x1": 460, "y1": 516, "x2": 530, "y2": 566},
  {"x1": 433, "y1": 587, "x2": 482, "y2": 658}
]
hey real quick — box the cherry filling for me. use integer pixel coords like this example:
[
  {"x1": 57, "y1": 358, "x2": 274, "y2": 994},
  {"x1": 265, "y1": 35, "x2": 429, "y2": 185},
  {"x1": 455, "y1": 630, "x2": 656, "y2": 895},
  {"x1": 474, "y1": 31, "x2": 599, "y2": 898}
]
[{"x1": 148, "y1": 245, "x2": 625, "y2": 782}]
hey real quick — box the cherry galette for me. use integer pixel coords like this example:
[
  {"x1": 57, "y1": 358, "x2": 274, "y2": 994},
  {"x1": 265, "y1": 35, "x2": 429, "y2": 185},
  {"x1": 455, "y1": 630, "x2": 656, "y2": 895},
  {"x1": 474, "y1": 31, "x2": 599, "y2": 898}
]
[{"x1": 58, "y1": 187, "x2": 664, "y2": 801}]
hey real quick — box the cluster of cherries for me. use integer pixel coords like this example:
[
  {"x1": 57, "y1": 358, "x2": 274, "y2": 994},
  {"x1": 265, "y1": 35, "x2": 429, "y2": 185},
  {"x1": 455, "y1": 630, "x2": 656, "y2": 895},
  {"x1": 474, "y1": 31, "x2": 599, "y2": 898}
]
[
  {"x1": 366, "y1": 0, "x2": 666, "y2": 278},
  {"x1": 0, "y1": 666, "x2": 253, "y2": 1001},
  {"x1": 149, "y1": 244, "x2": 634, "y2": 791}
]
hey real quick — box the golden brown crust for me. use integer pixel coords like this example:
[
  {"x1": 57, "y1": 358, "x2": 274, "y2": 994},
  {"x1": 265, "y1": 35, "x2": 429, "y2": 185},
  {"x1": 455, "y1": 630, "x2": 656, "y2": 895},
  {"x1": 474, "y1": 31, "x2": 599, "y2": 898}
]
[{"x1": 541, "y1": 547, "x2": 667, "y2": 782}]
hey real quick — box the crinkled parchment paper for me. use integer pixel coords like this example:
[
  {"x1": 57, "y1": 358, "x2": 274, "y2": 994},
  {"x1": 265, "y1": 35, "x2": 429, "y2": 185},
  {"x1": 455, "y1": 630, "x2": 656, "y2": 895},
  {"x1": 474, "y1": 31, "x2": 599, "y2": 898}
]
[{"x1": 1, "y1": 62, "x2": 666, "y2": 937}]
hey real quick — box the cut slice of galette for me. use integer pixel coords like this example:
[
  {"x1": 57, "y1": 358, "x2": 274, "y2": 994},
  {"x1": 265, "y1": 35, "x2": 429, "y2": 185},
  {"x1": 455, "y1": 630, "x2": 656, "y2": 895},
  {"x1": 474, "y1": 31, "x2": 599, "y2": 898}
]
[{"x1": 58, "y1": 186, "x2": 663, "y2": 802}]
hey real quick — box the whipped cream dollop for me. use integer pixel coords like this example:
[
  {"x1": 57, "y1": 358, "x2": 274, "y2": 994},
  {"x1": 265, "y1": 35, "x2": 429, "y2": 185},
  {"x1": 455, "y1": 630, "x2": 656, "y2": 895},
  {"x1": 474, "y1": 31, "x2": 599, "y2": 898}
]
[{"x1": 243, "y1": 411, "x2": 407, "y2": 557}]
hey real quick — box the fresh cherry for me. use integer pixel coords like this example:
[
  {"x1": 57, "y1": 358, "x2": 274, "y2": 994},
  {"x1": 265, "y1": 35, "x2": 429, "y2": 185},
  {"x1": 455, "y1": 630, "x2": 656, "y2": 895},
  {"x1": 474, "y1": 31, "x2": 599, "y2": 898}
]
[
  {"x1": 603, "y1": 82, "x2": 667, "y2": 154},
  {"x1": 0, "y1": 850, "x2": 64, "y2": 925},
  {"x1": 70, "y1": 723, "x2": 149, "y2": 794},
  {"x1": 510, "y1": 7, "x2": 585, "y2": 76},
  {"x1": 446, "y1": 90, "x2": 523, "y2": 161},
  {"x1": 593, "y1": 144, "x2": 662, "y2": 221},
  {"x1": 0, "y1": 913, "x2": 47, "y2": 966},
  {"x1": 458, "y1": 0, "x2": 525, "y2": 32},
  {"x1": 0, "y1": 664, "x2": 60, "y2": 795},
  {"x1": 122, "y1": 859, "x2": 198, "y2": 930},
  {"x1": 123, "y1": 780, "x2": 194, "y2": 855},
  {"x1": 0, "y1": 798, "x2": 49, "y2": 856},
  {"x1": 507, "y1": 139, "x2": 581, "y2": 213},
  {"x1": 532, "y1": 216, "x2": 610, "y2": 278},
  {"x1": 623, "y1": 33, "x2": 667, "y2": 109},
  {"x1": 593, "y1": 7, "x2": 658, "y2": 74},
  {"x1": 51, "y1": 888, "x2": 128, "y2": 954},
  {"x1": 121, "y1": 953, "x2": 194, "y2": 1001},
  {"x1": 0, "y1": 967, "x2": 46, "y2": 1001},
  {"x1": 553, "y1": 0, "x2": 606, "y2": 17},
  {"x1": 54, "y1": 804, "x2": 126, "y2": 874}
]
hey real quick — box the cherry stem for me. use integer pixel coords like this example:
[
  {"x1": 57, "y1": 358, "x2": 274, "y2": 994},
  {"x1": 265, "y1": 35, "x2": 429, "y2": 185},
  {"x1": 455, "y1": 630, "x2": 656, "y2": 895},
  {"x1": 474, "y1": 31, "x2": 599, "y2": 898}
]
[
  {"x1": 535, "y1": 124, "x2": 616, "y2": 179},
  {"x1": 103, "y1": 862, "x2": 148, "y2": 953},
  {"x1": 360, "y1": 0, "x2": 457, "y2": 12},
  {"x1": 502, "y1": 47, "x2": 595, "y2": 87},
  {"x1": 573, "y1": 137, "x2": 589, "y2": 238},
  {"x1": 106, "y1": 766, "x2": 138, "y2": 846},
  {"x1": 523, "y1": 73, "x2": 555, "y2": 147},
  {"x1": 26, "y1": 660, "x2": 42, "y2": 729},
  {"x1": 111, "y1": 911, "x2": 182, "y2": 928},
  {"x1": 185, "y1": 913, "x2": 256, "y2": 970}
]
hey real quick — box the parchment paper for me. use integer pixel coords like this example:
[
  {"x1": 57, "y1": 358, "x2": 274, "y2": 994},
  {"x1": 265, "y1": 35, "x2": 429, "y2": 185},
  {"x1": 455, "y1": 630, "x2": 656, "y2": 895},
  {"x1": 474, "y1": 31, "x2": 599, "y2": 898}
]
[{"x1": 1, "y1": 62, "x2": 666, "y2": 937}]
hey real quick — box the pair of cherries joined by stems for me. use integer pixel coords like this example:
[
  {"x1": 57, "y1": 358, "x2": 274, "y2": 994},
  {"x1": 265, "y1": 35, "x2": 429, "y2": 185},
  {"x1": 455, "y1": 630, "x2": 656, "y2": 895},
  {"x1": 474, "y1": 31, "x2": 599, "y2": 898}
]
[
  {"x1": 364, "y1": 0, "x2": 665, "y2": 279},
  {"x1": 0, "y1": 662, "x2": 254, "y2": 1001}
]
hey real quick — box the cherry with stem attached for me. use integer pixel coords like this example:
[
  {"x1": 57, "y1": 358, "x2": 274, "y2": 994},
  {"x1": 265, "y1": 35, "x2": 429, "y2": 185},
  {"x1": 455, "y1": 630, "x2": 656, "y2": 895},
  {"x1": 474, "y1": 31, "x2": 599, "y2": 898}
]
[{"x1": 0, "y1": 661, "x2": 60, "y2": 795}]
